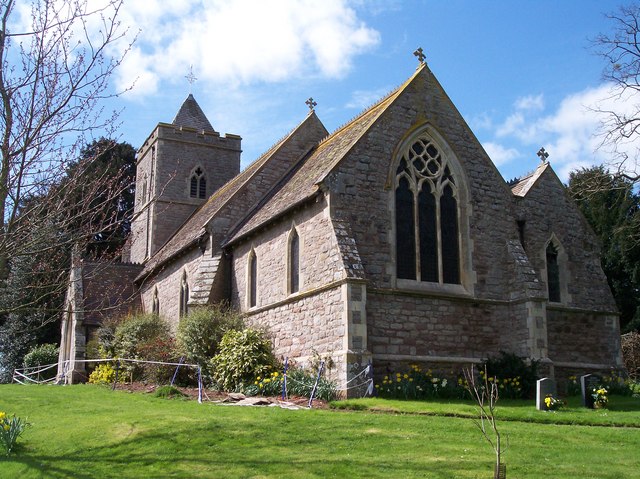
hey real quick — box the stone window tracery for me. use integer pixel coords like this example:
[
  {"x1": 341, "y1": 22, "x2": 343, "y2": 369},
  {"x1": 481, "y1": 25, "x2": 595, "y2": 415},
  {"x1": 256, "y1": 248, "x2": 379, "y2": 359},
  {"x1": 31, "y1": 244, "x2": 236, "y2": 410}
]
[
  {"x1": 395, "y1": 135, "x2": 460, "y2": 284},
  {"x1": 189, "y1": 167, "x2": 207, "y2": 199}
]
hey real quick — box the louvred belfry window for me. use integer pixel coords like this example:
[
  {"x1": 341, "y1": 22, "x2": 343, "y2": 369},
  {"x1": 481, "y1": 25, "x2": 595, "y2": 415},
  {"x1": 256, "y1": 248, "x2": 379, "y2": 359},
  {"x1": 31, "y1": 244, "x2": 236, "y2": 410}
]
[
  {"x1": 190, "y1": 167, "x2": 206, "y2": 199},
  {"x1": 395, "y1": 136, "x2": 460, "y2": 284}
]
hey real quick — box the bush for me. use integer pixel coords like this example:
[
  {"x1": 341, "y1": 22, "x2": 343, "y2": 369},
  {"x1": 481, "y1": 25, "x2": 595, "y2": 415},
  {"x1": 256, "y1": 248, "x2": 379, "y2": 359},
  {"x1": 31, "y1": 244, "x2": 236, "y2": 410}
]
[
  {"x1": 88, "y1": 363, "x2": 116, "y2": 385},
  {"x1": 176, "y1": 305, "x2": 243, "y2": 376},
  {"x1": 622, "y1": 332, "x2": 640, "y2": 381},
  {"x1": 211, "y1": 328, "x2": 277, "y2": 391},
  {"x1": 480, "y1": 351, "x2": 539, "y2": 399},
  {"x1": 23, "y1": 343, "x2": 59, "y2": 380},
  {"x1": 112, "y1": 313, "x2": 173, "y2": 380}
]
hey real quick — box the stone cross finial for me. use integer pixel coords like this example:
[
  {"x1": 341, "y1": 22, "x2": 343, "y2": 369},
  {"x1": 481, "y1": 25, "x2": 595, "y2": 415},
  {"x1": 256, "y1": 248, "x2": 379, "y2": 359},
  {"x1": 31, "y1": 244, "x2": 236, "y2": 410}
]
[
  {"x1": 185, "y1": 65, "x2": 197, "y2": 91},
  {"x1": 305, "y1": 97, "x2": 317, "y2": 111},
  {"x1": 413, "y1": 47, "x2": 426, "y2": 65},
  {"x1": 537, "y1": 147, "x2": 549, "y2": 162}
]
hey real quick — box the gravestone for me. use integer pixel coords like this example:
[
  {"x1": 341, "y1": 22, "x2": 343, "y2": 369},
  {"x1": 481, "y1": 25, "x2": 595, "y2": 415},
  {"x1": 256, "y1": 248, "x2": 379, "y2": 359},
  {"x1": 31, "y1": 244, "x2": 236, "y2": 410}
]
[
  {"x1": 580, "y1": 374, "x2": 601, "y2": 408},
  {"x1": 536, "y1": 377, "x2": 557, "y2": 411}
]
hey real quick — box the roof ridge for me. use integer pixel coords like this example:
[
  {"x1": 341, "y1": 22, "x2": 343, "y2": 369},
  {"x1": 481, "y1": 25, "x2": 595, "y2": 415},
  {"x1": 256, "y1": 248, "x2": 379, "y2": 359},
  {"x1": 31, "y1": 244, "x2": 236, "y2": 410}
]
[{"x1": 316, "y1": 64, "x2": 426, "y2": 149}]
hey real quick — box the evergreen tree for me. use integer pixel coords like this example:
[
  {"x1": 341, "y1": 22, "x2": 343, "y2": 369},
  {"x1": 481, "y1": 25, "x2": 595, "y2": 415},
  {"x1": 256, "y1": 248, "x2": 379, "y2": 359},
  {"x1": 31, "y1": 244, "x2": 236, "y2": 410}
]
[{"x1": 568, "y1": 166, "x2": 640, "y2": 332}]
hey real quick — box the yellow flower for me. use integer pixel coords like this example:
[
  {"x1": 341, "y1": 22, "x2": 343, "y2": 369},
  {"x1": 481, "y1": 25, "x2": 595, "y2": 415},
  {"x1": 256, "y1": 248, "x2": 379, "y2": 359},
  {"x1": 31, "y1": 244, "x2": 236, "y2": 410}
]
[
  {"x1": 409, "y1": 378, "x2": 413, "y2": 382},
  {"x1": 0, "y1": 412, "x2": 5, "y2": 420},
  {"x1": 254, "y1": 381, "x2": 259, "y2": 385},
  {"x1": 3, "y1": 425, "x2": 9, "y2": 431},
  {"x1": 403, "y1": 374, "x2": 408, "y2": 379},
  {"x1": 396, "y1": 378, "x2": 401, "y2": 383}
]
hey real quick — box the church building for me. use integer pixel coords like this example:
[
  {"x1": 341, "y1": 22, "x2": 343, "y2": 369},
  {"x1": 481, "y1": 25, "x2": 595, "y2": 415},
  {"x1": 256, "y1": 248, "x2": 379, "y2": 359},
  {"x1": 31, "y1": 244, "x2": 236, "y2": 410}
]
[{"x1": 58, "y1": 56, "x2": 624, "y2": 390}]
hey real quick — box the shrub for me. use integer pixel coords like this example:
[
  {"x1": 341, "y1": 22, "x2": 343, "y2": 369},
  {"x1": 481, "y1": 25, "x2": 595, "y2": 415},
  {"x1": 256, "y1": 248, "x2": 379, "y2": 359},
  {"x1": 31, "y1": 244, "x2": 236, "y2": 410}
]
[
  {"x1": 176, "y1": 305, "x2": 243, "y2": 375},
  {"x1": 211, "y1": 328, "x2": 277, "y2": 391},
  {"x1": 112, "y1": 313, "x2": 172, "y2": 380},
  {"x1": 136, "y1": 336, "x2": 180, "y2": 384},
  {"x1": 0, "y1": 411, "x2": 30, "y2": 455},
  {"x1": 88, "y1": 363, "x2": 116, "y2": 385},
  {"x1": 23, "y1": 343, "x2": 59, "y2": 380},
  {"x1": 481, "y1": 351, "x2": 539, "y2": 399},
  {"x1": 622, "y1": 332, "x2": 640, "y2": 381}
]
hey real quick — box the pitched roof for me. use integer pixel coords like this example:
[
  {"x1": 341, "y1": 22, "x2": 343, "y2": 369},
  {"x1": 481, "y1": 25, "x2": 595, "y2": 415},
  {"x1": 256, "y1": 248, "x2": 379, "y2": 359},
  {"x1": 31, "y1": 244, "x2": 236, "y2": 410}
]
[
  {"x1": 172, "y1": 94, "x2": 215, "y2": 131},
  {"x1": 81, "y1": 262, "x2": 142, "y2": 325},
  {"x1": 226, "y1": 66, "x2": 426, "y2": 245},
  {"x1": 138, "y1": 112, "x2": 326, "y2": 280},
  {"x1": 510, "y1": 162, "x2": 550, "y2": 197}
]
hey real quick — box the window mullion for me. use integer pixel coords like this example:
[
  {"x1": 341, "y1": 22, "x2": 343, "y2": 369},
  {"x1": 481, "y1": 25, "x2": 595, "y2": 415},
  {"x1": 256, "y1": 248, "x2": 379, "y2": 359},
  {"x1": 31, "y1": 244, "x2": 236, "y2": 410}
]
[{"x1": 413, "y1": 183, "x2": 421, "y2": 281}]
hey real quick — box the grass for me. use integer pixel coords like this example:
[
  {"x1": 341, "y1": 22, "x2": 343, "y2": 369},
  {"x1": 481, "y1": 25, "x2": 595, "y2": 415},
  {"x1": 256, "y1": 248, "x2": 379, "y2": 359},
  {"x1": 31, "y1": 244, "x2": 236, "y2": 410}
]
[{"x1": 0, "y1": 384, "x2": 639, "y2": 478}]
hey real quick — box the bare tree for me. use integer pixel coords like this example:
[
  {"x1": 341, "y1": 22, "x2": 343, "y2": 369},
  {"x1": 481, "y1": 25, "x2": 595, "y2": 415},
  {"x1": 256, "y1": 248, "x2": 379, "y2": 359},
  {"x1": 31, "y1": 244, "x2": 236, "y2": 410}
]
[
  {"x1": 464, "y1": 366, "x2": 507, "y2": 479},
  {"x1": 0, "y1": 0, "x2": 135, "y2": 281},
  {"x1": 593, "y1": 4, "x2": 640, "y2": 183},
  {"x1": 0, "y1": 0, "x2": 136, "y2": 379}
]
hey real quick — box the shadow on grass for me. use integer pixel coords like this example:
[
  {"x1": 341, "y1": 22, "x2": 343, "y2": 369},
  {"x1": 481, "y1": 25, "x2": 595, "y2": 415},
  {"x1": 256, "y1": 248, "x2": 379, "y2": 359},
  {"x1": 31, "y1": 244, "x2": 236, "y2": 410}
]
[{"x1": 4, "y1": 422, "x2": 491, "y2": 479}]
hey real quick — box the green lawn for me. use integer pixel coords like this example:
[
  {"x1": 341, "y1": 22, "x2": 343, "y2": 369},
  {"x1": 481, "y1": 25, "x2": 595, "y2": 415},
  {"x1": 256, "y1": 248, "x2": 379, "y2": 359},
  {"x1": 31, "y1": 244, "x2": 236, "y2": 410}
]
[{"x1": 1, "y1": 384, "x2": 639, "y2": 478}]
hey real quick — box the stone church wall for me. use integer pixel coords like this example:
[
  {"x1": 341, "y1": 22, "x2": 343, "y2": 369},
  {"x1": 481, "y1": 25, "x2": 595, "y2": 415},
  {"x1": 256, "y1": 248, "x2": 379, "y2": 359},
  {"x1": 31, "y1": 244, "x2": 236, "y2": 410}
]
[
  {"x1": 231, "y1": 198, "x2": 344, "y2": 309},
  {"x1": 230, "y1": 198, "x2": 350, "y2": 380},
  {"x1": 139, "y1": 247, "x2": 202, "y2": 331},
  {"x1": 325, "y1": 69, "x2": 518, "y2": 300},
  {"x1": 547, "y1": 309, "x2": 622, "y2": 369},
  {"x1": 515, "y1": 169, "x2": 616, "y2": 312}
]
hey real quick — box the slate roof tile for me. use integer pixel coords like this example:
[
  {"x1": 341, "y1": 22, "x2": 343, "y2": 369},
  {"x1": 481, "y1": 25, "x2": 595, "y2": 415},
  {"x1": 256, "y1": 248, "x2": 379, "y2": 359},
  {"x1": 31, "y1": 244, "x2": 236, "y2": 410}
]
[{"x1": 172, "y1": 94, "x2": 215, "y2": 131}]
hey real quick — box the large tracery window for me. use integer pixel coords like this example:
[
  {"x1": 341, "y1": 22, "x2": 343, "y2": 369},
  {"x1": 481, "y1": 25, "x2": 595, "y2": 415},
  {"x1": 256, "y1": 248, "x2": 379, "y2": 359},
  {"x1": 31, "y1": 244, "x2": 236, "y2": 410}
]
[{"x1": 395, "y1": 136, "x2": 460, "y2": 284}]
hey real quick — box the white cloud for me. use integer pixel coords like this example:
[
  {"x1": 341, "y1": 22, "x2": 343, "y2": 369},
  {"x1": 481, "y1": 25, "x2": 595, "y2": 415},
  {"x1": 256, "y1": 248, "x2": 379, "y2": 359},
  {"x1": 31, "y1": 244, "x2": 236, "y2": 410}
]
[
  {"x1": 514, "y1": 94, "x2": 544, "y2": 111},
  {"x1": 490, "y1": 84, "x2": 640, "y2": 180},
  {"x1": 482, "y1": 142, "x2": 519, "y2": 167},
  {"x1": 115, "y1": 0, "x2": 380, "y2": 98},
  {"x1": 346, "y1": 87, "x2": 391, "y2": 109}
]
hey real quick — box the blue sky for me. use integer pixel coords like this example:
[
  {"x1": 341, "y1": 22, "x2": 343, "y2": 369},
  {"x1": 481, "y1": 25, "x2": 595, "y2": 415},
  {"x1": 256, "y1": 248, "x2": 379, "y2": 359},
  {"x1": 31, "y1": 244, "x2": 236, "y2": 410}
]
[{"x1": 106, "y1": 0, "x2": 637, "y2": 183}]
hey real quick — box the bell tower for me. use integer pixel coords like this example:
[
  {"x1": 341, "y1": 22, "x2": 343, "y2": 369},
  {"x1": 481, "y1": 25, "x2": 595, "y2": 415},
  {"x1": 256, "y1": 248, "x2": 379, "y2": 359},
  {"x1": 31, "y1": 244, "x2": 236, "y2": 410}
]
[{"x1": 129, "y1": 94, "x2": 242, "y2": 263}]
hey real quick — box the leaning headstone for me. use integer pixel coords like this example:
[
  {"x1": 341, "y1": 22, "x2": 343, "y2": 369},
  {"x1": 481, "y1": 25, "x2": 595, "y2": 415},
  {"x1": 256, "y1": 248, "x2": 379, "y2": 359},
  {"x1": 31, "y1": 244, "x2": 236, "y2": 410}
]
[
  {"x1": 580, "y1": 374, "x2": 601, "y2": 408},
  {"x1": 536, "y1": 377, "x2": 557, "y2": 410}
]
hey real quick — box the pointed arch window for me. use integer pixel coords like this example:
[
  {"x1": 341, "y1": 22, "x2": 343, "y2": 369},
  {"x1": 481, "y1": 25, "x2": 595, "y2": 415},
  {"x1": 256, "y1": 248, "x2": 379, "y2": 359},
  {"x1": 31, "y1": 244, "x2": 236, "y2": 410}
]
[
  {"x1": 248, "y1": 250, "x2": 257, "y2": 308},
  {"x1": 189, "y1": 167, "x2": 207, "y2": 199},
  {"x1": 179, "y1": 272, "x2": 189, "y2": 317},
  {"x1": 289, "y1": 228, "x2": 300, "y2": 294},
  {"x1": 395, "y1": 136, "x2": 460, "y2": 284},
  {"x1": 152, "y1": 288, "x2": 159, "y2": 315},
  {"x1": 546, "y1": 242, "x2": 561, "y2": 302}
]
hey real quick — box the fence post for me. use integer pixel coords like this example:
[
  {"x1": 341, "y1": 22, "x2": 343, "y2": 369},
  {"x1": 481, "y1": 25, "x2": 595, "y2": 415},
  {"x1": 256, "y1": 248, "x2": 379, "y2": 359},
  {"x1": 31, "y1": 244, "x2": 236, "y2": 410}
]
[
  {"x1": 171, "y1": 356, "x2": 185, "y2": 386},
  {"x1": 308, "y1": 360, "x2": 325, "y2": 408},
  {"x1": 281, "y1": 357, "x2": 289, "y2": 401}
]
